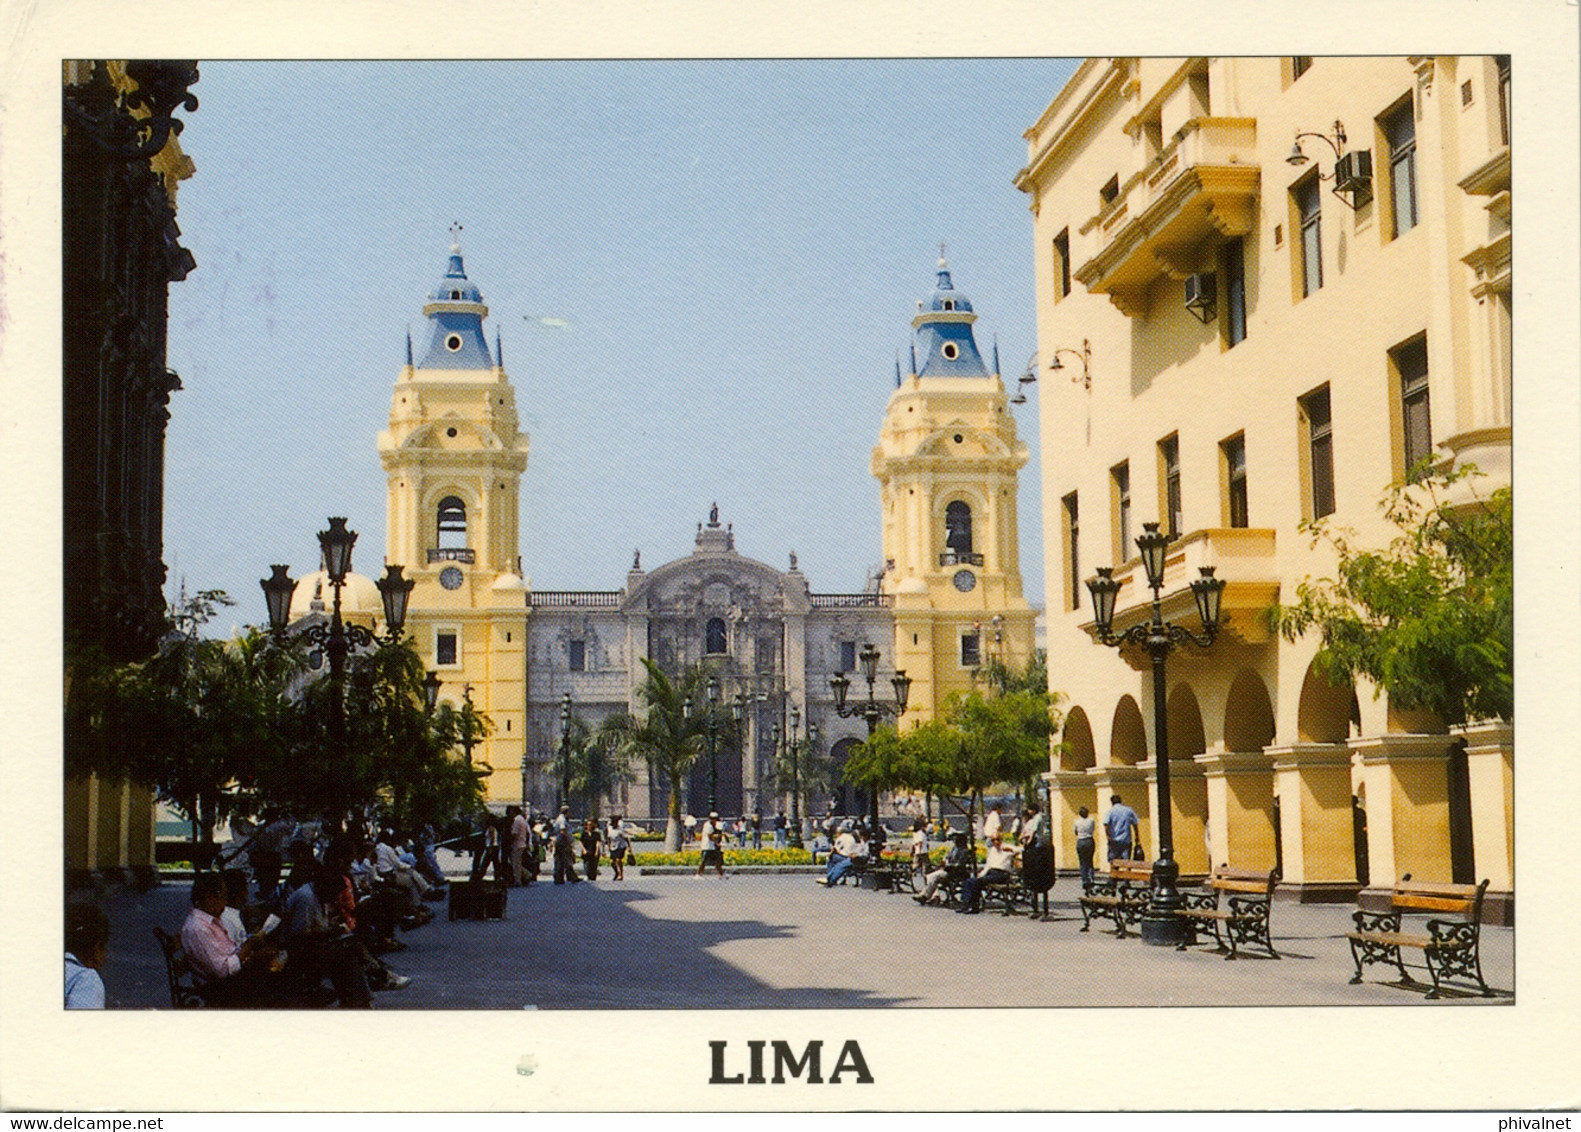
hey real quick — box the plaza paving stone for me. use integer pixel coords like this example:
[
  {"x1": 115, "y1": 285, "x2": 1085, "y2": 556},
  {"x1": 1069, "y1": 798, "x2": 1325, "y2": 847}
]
[{"x1": 93, "y1": 870, "x2": 1512, "y2": 1011}]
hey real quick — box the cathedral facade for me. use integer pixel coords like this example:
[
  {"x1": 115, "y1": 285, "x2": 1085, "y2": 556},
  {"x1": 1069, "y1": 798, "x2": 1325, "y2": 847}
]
[{"x1": 384, "y1": 247, "x2": 1037, "y2": 820}]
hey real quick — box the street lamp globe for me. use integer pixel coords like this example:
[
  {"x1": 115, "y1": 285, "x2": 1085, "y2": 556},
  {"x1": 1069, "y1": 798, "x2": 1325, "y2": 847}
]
[{"x1": 317, "y1": 517, "x2": 358, "y2": 585}]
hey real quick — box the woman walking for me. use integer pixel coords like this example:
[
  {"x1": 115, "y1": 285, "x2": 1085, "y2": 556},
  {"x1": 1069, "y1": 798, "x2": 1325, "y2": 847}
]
[
  {"x1": 579, "y1": 818, "x2": 604, "y2": 881},
  {"x1": 606, "y1": 816, "x2": 630, "y2": 881}
]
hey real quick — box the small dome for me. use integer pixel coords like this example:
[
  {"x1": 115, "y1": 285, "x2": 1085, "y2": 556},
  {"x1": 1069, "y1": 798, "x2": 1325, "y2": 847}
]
[
  {"x1": 928, "y1": 261, "x2": 974, "y2": 313},
  {"x1": 429, "y1": 251, "x2": 484, "y2": 303},
  {"x1": 289, "y1": 569, "x2": 385, "y2": 625},
  {"x1": 491, "y1": 572, "x2": 528, "y2": 592}
]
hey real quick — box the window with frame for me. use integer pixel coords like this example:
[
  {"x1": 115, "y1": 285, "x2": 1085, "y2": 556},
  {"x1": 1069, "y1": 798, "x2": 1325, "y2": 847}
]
[
  {"x1": 1393, "y1": 335, "x2": 1432, "y2": 479},
  {"x1": 1222, "y1": 435, "x2": 1249, "y2": 528},
  {"x1": 436, "y1": 630, "x2": 458, "y2": 667},
  {"x1": 1223, "y1": 237, "x2": 1247, "y2": 347},
  {"x1": 1159, "y1": 435, "x2": 1182, "y2": 538},
  {"x1": 1291, "y1": 56, "x2": 1313, "y2": 80},
  {"x1": 569, "y1": 640, "x2": 586, "y2": 672},
  {"x1": 1062, "y1": 493, "x2": 1080, "y2": 612},
  {"x1": 1301, "y1": 386, "x2": 1336, "y2": 519},
  {"x1": 1100, "y1": 175, "x2": 1120, "y2": 207},
  {"x1": 705, "y1": 617, "x2": 728, "y2": 655},
  {"x1": 436, "y1": 496, "x2": 467, "y2": 548},
  {"x1": 1053, "y1": 228, "x2": 1071, "y2": 301},
  {"x1": 839, "y1": 640, "x2": 856, "y2": 673},
  {"x1": 1383, "y1": 99, "x2": 1418, "y2": 238},
  {"x1": 960, "y1": 631, "x2": 981, "y2": 669},
  {"x1": 1111, "y1": 462, "x2": 1131, "y2": 563},
  {"x1": 1295, "y1": 176, "x2": 1323, "y2": 297},
  {"x1": 944, "y1": 501, "x2": 973, "y2": 555}
]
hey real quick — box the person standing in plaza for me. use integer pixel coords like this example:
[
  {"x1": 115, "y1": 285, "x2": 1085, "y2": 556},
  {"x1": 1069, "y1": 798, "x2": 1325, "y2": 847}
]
[
  {"x1": 1073, "y1": 805, "x2": 1098, "y2": 889},
  {"x1": 773, "y1": 810, "x2": 787, "y2": 850},
  {"x1": 1104, "y1": 794, "x2": 1140, "y2": 862},
  {"x1": 553, "y1": 806, "x2": 579, "y2": 884},
  {"x1": 909, "y1": 816, "x2": 930, "y2": 885},
  {"x1": 983, "y1": 801, "x2": 1005, "y2": 844},
  {"x1": 1019, "y1": 805, "x2": 1055, "y2": 919},
  {"x1": 696, "y1": 811, "x2": 726, "y2": 878},
  {"x1": 579, "y1": 818, "x2": 603, "y2": 881},
  {"x1": 751, "y1": 808, "x2": 763, "y2": 850},
  {"x1": 507, "y1": 806, "x2": 529, "y2": 886},
  {"x1": 606, "y1": 815, "x2": 630, "y2": 881}
]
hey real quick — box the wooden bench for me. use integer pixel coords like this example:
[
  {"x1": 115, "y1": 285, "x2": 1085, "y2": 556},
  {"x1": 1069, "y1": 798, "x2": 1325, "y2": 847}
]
[
  {"x1": 979, "y1": 873, "x2": 1035, "y2": 917},
  {"x1": 153, "y1": 926, "x2": 210, "y2": 1008},
  {"x1": 1347, "y1": 879, "x2": 1493, "y2": 999},
  {"x1": 1079, "y1": 858, "x2": 1153, "y2": 937},
  {"x1": 1175, "y1": 866, "x2": 1279, "y2": 959}
]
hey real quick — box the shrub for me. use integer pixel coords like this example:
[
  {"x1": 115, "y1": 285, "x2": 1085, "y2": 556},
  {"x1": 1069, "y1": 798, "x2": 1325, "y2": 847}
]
[{"x1": 629, "y1": 847, "x2": 815, "y2": 867}]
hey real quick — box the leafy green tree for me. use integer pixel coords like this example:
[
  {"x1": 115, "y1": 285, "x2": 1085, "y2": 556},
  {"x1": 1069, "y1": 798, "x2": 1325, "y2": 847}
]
[
  {"x1": 566, "y1": 717, "x2": 635, "y2": 819},
  {"x1": 601, "y1": 658, "x2": 708, "y2": 849},
  {"x1": 1273, "y1": 470, "x2": 1512, "y2": 726},
  {"x1": 65, "y1": 589, "x2": 301, "y2": 859}
]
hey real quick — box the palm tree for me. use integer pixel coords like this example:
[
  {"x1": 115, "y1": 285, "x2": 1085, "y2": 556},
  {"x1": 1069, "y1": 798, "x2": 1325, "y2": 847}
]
[{"x1": 601, "y1": 658, "x2": 707, "y2": 850}]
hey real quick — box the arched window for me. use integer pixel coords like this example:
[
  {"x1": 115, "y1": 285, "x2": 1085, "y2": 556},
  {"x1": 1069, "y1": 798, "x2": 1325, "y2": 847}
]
[
  {"x1": 945, "y1": 501, "x2": 973, "y2": 555},
  {"x1": 705, "y1": 617, "x2": 728, "y2": 655},
  {"x1": 437, "y1": 496, "x2": 467, "y2": 548}
]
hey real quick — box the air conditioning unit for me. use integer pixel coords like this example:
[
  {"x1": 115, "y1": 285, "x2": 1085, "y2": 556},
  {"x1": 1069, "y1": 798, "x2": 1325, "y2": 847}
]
[
  {"x1": 1184, "y1": 272, "x2": 1216, "y2": 323},
  {"x1": 1333, "y1": 149, "x2": 1374, "y2": 207}
]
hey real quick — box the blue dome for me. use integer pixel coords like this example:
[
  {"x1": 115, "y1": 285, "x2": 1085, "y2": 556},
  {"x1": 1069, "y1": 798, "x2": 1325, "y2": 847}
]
[
  {"x1": 429, "y1": 252, "x2": 484, "y2": 303},
  {"x1": 416, "y1": 246, "x2": 494, "y2": 370},
  {"x1": 928, "y1": 266, "x2": 974, "y2": 313},
  {"x1": 912, "y1": 259, "x2": 989, "y2": 378}
]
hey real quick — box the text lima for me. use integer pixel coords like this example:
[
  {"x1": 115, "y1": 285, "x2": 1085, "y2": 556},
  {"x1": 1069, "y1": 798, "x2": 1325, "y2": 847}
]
[{"x1": 708, "y1": 1040, "x2": 873, "y2": 1085}]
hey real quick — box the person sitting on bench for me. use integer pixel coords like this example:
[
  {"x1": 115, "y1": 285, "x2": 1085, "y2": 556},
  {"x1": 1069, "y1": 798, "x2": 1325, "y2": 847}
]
[
  {"x1": 818, "y1": 824, "x2": 860, "y2": 886},
  {"x1": 915, "y1": 832, "x2": 973, "y2": 905},
  {"x1": 179, "y1": 872, "x2": 287, "y2": 1006},
  {"x1": 957, "y1": 833, "x2": 1021, "y2": 914}
]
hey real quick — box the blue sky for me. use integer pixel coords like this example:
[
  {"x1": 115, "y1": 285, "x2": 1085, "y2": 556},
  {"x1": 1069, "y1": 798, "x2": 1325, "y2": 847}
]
[{"x1": 163, "y1": 59, "x2": 1078, "y2": 629}]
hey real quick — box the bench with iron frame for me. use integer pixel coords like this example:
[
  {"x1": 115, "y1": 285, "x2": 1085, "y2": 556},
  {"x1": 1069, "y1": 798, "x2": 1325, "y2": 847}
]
[
  {"x1": 1346, "y1": 878, "x2": 1492, "y2": 999},
  {"x1": 979, "y1": 872, "x2": 1037, "y2": 916},
  {"x1": 1078, "y1": 858, "x2": 1153, "y2": 937},
  {"x1": 153, "y1": 926, "x2": 211, "y2": 1008},
  {"x1": 1174, "y1": 865, "x2": 1279, "y2": 959}
]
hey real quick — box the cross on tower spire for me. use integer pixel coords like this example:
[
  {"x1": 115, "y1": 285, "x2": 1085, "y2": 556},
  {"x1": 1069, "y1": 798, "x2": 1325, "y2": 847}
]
[
  {"x1": 938, "y1": 241, "x2": 948, "y2": 267},
  {"x1": 449, "y1": 221, "x2": 464, "y2": 252}
]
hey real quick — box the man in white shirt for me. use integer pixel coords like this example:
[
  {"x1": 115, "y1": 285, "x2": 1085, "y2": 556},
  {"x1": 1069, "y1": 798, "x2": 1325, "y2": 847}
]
[
  {"x1": 957, "y1": 833, "x2": 1020, "y2": 914},
  {"x1": 983, "y1": 802, "x2": 1005, "y2": 844},
  {"x1": 374, "y1": 829, "x2": 432, "y2": 917},
  {"x1": 818, "y1": 825, "x2": 860, "y2": 886},
  {"x1": 696, "y1": 811, "x2": 726, "y2": 878}
]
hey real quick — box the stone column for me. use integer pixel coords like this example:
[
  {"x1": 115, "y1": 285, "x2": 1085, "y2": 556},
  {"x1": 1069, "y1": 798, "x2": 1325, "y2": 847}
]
[
  {"x1": 1454, "y1": 719, "x2": 1513, "y2": 924},
  {"x1": 1196, "y1": 748, "x2": 1278, "y2": 873},
  {"x1": 1351, "y1": 733, "x2": 1457, "y2": 901},
  {"x1": 1139, "y1": 758, "x2": 1211, "y2": 877},
  {"x1": 1267, "y1": 743, "x2": 1359, "y2": 901}
]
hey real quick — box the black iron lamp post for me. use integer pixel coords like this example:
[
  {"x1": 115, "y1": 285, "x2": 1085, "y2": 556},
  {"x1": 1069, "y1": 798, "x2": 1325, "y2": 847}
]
[
  {"x1": 1085, "y1": 521, "x2": 1226, "y2": 947},
  {"x1": 558, "y1": 691, "x2": 573, "y2": 812},
  {"x1": 772, "y1": 706, "x2": 817, "y2": 849},
  {"x1": 422, "y1": 670, "x2": 443, "y2": 715},
  {"x1": 459, "y1": 684, "x2": 479, "y2": 765},
  {"x1": 684, "y1": 676, "x2": 722, "y2": 815},
  {"x1": 261, "y1": 518, "x2": 416, "y2": 821},
  {"x1": 829, "y1": 642, "x2": 911, "y2": 844}
]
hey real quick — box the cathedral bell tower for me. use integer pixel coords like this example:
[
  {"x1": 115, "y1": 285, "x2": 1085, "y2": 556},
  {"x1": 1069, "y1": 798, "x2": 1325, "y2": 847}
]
[
  {"x1": 378, "y1": 234, "x2": 530, "y2": 801},
  {"x1": 871, "y1": 255, "x2": 1036, "y2": 723}
]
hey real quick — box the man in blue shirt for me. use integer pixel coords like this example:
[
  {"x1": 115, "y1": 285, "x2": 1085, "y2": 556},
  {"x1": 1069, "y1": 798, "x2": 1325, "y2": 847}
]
[{"x1": 1104, "y1": 794, "x2": 1140, "y2": 861}]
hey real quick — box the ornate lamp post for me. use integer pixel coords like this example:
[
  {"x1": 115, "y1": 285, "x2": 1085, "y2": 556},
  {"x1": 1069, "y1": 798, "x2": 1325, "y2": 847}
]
[
  {"x1": 829, "y1": 642, "x2": 911, "y2": 846},
  {"x1": 261, "y1": 517, "x2": 415, "y2": 821},
  {"x1": 556, "y1": 691, "x2": 574, "y2": 812},
  {"x1": 1085, "y1": 521, "x2": 1226, "y2": 946},
  {"x1": 772, "y1": 706, "x2": 817, "y2": 849},
  {"x1": 458, "y1": 684, "x2": 479, "y2": 765},
  {"x1": 682, "y1": 675, "x2": 723, "y2": 815}
]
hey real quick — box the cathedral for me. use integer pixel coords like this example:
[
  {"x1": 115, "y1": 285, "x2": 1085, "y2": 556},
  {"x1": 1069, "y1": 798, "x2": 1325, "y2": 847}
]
[{"x1": 376, "y1": 240, "x2": 1035, "y2": 820}]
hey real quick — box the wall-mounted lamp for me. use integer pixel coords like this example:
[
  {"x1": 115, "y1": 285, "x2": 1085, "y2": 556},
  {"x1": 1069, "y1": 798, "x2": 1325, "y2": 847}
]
[
  {"x1": 1287, "y1": 120, "x2": 1373, "y2": 210},
  {"x1": 1049, "y1": 339, "x2": 1093, "y2": 390},
  {"x1": 1184, "y1": 273, "x2": 1216, "y2": 324},
  {"x1": 1010, "y1": 352, "x2": 1039, "y2": 404}
]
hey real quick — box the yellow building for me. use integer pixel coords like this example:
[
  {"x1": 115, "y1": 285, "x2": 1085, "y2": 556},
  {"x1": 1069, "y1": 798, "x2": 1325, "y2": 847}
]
[
  {"x1": 378, "y1": 237, "x2": 531, "y2": 801},
  {"x1": 1016, "y1": 57, "x2": 1512, "y2": 919},
  {"x1": 872, "y1": 257, "x2": 1038, "y2": 723}
]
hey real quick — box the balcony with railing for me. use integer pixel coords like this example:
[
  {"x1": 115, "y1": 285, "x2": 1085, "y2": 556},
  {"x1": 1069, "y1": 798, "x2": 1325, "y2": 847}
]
[
  {"x1": 530, "y1": 590, "x2": 623, "y2": 609},
  {"x1": 427, "y1": 547, "x2": 476, "y2": 564},
  {"x1": 1081, "y1": 527, "x2": 1279, "y2": 660},
  {"x1": 1074, "y1": 117, "x2": 1259, "y2": 317},
  {"x1": 938, "y1": 551, "x2": 984, "y2": 568},
  {"x1": 809, "y1": 593, "x2": 892, "y2": 609}
]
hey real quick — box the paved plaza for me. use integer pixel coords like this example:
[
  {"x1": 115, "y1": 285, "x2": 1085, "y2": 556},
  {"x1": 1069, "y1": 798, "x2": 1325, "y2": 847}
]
[{"x1": 93, "y1": 869, "x2": 1512, "y2": 1010}]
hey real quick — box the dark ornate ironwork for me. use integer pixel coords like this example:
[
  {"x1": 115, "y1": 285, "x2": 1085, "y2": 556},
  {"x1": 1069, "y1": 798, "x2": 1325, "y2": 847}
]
[{"x1": 64, "y1": 61, "x2": 199, "y2": 159}]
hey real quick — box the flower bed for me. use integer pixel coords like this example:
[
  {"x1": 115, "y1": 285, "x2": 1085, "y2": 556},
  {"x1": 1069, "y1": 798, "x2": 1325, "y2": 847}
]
[{"x1": 629, "y1": 847, "x2": 815, "y2": 868}]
